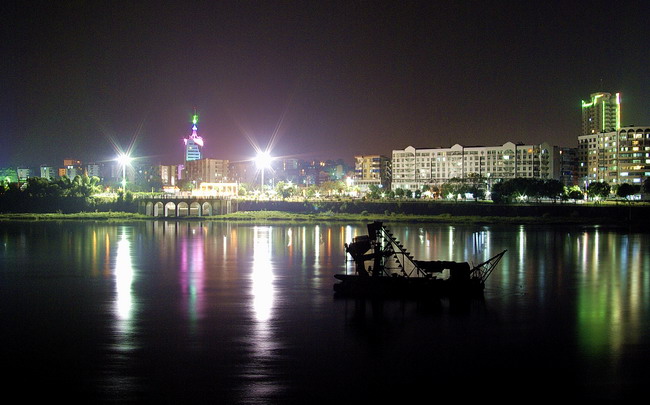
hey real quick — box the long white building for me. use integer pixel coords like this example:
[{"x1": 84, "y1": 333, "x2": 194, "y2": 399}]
[{"x1": 391, "y1": 142, "x2": 557, "y2": 191}]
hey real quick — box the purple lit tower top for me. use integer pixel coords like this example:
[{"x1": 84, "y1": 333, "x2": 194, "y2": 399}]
[{"x1": 184, "y1": 110, "x2": 204, "y2": 162}]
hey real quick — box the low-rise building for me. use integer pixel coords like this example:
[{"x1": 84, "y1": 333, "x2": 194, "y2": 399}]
[
  {"x1": 160, "y1": 164, "x2": 180, "y2": 187},
  {"x1": 352, "y1": 155, "x2": 391, "y2": 193},
  {"x1": 183, "y1": 158, "x2": 230, "y2": 186},
  {"x1": 17, "y1": 168, "x2": 31, "y2": 181},
  {"x1": 40, "y1": 165, "x2": 56, "y2": 181}
]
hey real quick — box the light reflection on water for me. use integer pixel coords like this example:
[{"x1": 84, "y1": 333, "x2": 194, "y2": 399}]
[
  {"x1": 0, "y1": 221, "x2": 648, "y2": 402},
  {"x1": 252, "y1": 226, "x2": 274, "y2": 322},
  {"x1": 107, "y1": 226, "x2": 139, "y2": 397},
  {"x1": 241, "y1": 225, "x2": 283, "y2": 402},
  {"x1": 114, "y1": 227, "x2": 134, "y2": 323}
]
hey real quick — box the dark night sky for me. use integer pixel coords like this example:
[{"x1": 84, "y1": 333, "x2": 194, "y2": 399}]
[{"x1": 2, "y1": 0, "x2": 650, "y2": 167}]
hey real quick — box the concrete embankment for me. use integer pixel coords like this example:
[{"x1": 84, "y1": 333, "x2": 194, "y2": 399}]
[{"x1": 237, "y1": 200, "x2": 648, "y2": 225}]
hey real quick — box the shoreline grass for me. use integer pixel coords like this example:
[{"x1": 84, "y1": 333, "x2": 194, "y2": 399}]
[{"x1": 0, "y1": 210, "x2": 625, "y2": 226}]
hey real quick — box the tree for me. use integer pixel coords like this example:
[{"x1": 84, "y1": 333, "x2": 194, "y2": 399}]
[
  {"x1": 643, "y1": 177, "x2": 650, "y2": 194},
  {"x1": 304, "y1": 185, "x2": 318, "y2": 199},
  {"x1": 175, "y1": 178, "x2": 193, "y2": 192},
  {"x1": 24, "y1": 177, "x2": 52, "y2": 198},
  {"x1": 275, "y1": 181, "x2": 297, "y2": 199},
  {"x1": 487, "y1": 178, "x2": 534, "y2": 203},
  {"x1": 440, "y1": 178, "x2": 465, "y2": 200},
  {"x1": 427, "y1": 184, "x2": 440, "y2": 199},
  {"x1": 467, "y1": 185, "x2": 485, "y2": 201},
  {"x1": 616, "y1": 183, "x2": 639, "y2": 200},
  {"x1": 56, "y1": 176, "x2": 73, "y2": 197},
  {"x1": 542, "y1": 179, "x2": 565, "y2": 202},
  {"x1": 566, "y1": 186, "x2": 584, "y2": 203},
  {"x1": 490, "y1": 181, "x2": 507, "y2": 203},
  {"x1": 367, "y1": 184, "x2": 382, "y2": 199},
  {"x1": 75, "y1": 174, "x2": 101, "y2": 198},
  {"x1": 506, "y1": 177, "x2": 542, "y2": 201},
  {"x1": 135, "y1": 173, "x2": 163, "y2": 192},
  {"x1": 587, "y1": 181, "x2": 610, "y2": 201},
  {"x1": 319, "y1": 181, "x2": 345, "y2": 197},
  {"x1": 465, "y1": 173, "x2": 487, "y2": 199}
]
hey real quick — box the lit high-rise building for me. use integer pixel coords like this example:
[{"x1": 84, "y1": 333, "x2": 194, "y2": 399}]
[
  {"x1": 353, "y1": 155, "x2": 391, "y2": 191},
  {"x1": 578, "y1": 126, "x2": 650, "y2": 186},
  {"x1": 184, "y1": 111, "x2": 204, "y2": 162},
  {"x1": 581, "y1": 92, "x2": 621, "y2": 136}
]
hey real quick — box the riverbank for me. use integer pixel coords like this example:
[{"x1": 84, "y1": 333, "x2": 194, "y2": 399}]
[
  {"x1": 0, "y1": 209, "x2": 636, "y2": 226},
  {"x1": 236, "y1": 199, "x2": 648, "y2": 225}
]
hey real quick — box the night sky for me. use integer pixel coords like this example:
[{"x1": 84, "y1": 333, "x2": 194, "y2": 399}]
[{"x1": 3, "y1": 0, "x2": 650, "y2": 167}]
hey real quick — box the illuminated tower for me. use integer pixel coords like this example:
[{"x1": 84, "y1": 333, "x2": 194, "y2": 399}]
[
  {"x1": 581, "y1": 92, "x2": 621, "y2": 135},
  {"x1": 184, "y1": 111, "x2": 204, "y2": 162}
]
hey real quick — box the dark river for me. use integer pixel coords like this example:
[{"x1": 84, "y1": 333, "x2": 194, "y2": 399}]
[{"x1": 1, "y1": 220, "x2": 648, "y2": 403}]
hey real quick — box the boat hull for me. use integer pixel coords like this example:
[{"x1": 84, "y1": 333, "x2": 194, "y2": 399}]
[{"x1": 333, "y1": 274, "x2": 484, "y2": 299}]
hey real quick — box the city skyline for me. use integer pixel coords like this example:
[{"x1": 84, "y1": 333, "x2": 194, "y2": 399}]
[{"x1": 4, "y1": 1, "x2": 650, "y2": 167}]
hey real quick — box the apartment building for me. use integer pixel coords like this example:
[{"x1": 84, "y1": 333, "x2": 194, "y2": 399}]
[
  {"x1": 352, "y1": 155, "x2": 391, "y2": 192},
  {"x1": 391, "y1": 142, "x2": 556, "y2": 191},
  {"x1": 578, "y1": 126, "x2": 650, "y2": 186}
]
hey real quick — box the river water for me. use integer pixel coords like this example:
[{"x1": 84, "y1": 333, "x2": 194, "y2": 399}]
[{"x1": 1, "y1": 220, "x2": 648, "y2": 403}]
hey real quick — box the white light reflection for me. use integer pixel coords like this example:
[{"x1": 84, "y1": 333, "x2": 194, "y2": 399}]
[
  {"x1": 107, "y1": 227, "x2": 139, "y2": 396},
  {"x1": 448, "y1": 226, "x2": 454, "y2": 259},
  {"x1": 592, "y1": 228, "x2": 600, "y2": 272},
  {"x1": 580, "y1": 231, "x2": 588, "y2": 272},
  {"x1": 518, "y1": 225, "x2": 526, "y2": 270},
  {"x1": 241, "y1": 226, "x2": 283, "y2": 402},
  {"x1": 344, "y1": 225, "x2": 355, "y2": 245},
  {"x1": 344, "y1": 225, "x2": 355, "y2": 274},
  {"x1": 114, "y1": 228, "x2": 134, "y2": 321},
  {"x1": 314, "y1": 225, "x2": 323, "y2": 276},
  {"x1": 223, "y1": 235, "x2": 227, "y2": 259},
  {"x1": 314, "y1": 225, "x2": 320, "y2": 262},
  {"x1": 252, "y1": 226, "x2": 274, "y2": 322}
]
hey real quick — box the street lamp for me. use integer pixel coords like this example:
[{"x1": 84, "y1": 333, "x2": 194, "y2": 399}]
[
  {"x1": 116, "y1": 153, "x2": 132, "y2": 191},
  {"x1": 255, "y1": 151, "x2": 273, "y2": 193}
]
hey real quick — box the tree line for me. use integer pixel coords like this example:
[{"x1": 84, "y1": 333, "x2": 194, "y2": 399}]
[
  {"x1": 0, "y1": 175, "x2": 136, "y2": 213},
  {"x1": 2, "y1": 174, "x2": 648, "y2": 213},
  {"x1": 386, "y1": 177, "x2": 649, "y2": 203}
]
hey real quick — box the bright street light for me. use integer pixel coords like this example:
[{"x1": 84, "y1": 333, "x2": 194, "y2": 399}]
[
  {"x1": 255, "y1": 151, "x2": 273, "y2": 193},
  {"x1": 116, "y1": 153, "x2": 133, "y2": 191}
]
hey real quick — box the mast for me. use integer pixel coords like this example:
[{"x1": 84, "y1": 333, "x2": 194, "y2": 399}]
[{"x1": 192, "y1": 107, "x2": 199, "y2": 135}]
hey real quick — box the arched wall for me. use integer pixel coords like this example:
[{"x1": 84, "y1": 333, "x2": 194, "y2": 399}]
[
  {"x1": 154, "y1": 202, "x2": 164, "y2": 217},
  {"x1": 189, "y1": 202, "x2": 201, "y2": 216},
  {"x1": 178, "y1": 202, "x2": 189, "y2": 217},
  {"x1": 136, "y1": 198, "x2": 237, "y2": 217},
  {"x1": 165, "y1": 202, "x2": 176, "y2": 217},
  {"x1": 202, "y1": 202, "x2": 212, "y2": 216}
]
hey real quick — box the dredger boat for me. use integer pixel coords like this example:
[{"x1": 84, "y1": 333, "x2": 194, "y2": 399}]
[{"x1": 334, "y1": 221, "x2": 506, "y2": 298}]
